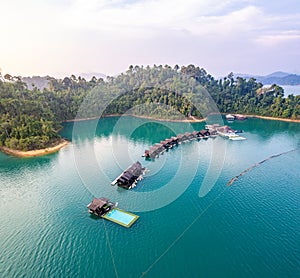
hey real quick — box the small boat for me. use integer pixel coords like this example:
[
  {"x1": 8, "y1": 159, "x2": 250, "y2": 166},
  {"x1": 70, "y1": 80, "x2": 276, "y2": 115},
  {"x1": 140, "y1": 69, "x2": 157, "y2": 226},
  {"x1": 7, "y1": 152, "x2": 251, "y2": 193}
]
[
  {"x1": 226, "y1": 114, "x2": 235, "y2": 121},
  {"x1": 228, "y1": 134, "x2": 246, "y2": 140}
]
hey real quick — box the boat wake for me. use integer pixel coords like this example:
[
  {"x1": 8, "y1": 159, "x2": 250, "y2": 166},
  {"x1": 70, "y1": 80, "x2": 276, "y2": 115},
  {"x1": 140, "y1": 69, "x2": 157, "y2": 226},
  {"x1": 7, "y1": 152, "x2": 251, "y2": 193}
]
[{"x1": 227, "y1": 148, "x2": 299, "y2": 186}]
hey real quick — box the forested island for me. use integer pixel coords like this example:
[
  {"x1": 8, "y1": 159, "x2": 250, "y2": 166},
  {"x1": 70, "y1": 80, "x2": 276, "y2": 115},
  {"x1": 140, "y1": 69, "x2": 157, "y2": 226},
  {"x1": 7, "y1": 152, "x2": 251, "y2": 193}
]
[{"x1": 1, "y1": 64, "x2": 300, "y2": 154}]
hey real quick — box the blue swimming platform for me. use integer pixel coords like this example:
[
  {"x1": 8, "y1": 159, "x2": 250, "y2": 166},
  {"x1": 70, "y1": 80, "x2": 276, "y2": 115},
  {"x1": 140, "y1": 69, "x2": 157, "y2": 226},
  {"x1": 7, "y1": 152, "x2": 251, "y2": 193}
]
[{"x1": 102, "y1": 208, "x2": 139, "y2": 228}]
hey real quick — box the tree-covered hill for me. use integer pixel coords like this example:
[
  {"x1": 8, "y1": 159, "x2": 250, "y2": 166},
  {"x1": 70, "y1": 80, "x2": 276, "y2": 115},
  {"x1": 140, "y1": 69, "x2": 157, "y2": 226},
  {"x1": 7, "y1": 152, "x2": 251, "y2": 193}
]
[{"x1": 0, "y1": 65, "x2": 299, "y2": 151}]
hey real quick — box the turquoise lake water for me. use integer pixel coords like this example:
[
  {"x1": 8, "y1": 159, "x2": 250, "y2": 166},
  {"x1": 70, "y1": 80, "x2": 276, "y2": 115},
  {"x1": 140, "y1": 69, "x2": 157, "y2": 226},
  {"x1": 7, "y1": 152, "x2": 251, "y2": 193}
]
[{"x1": 0, "y1": 116, "x2": 299, "y2": 277}]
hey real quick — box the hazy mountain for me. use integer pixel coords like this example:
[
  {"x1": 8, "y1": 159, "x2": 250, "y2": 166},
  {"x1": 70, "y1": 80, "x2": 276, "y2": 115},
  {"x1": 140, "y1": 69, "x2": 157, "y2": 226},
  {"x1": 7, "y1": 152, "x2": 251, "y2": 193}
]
[
  {"x1": 265, "y1": 71, "x2": 290, "y2": 78},
  {"x1": 22, "y1": 73, "x2": 107, "y2": 90},
  {"x1": 234, "y1": 71, "x2": 300, "y2": 85},
  {"x1": 22, "y1": 76, "x2": 51, "y2": 90}
]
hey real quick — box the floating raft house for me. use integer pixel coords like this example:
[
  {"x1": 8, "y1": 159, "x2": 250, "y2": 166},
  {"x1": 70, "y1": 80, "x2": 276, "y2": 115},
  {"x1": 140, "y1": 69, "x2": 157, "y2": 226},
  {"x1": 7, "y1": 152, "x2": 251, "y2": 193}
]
[
  {"x1": 87, "y1": 197, "x2": 116, "y2": 217},
  {"x1": 87, "y1": 198, "x2": 139, "y2": 228},
  {"x1": 111, "y1": 161, "x2": 145, "y2": 189}
]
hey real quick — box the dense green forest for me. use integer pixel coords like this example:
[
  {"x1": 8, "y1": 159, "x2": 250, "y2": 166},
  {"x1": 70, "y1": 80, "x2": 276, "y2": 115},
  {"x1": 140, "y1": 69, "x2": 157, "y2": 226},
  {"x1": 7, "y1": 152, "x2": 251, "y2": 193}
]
[{"x1": 1, "y1": 65, "x2": 300, "y2": 151}]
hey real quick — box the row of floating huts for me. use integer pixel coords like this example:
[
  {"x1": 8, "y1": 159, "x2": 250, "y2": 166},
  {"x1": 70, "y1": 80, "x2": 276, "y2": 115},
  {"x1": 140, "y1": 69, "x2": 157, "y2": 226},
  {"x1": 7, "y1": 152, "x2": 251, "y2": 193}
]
[
  {"x1": 143, "y1": 124, "x2": 245, "y2": 159},
  {"x1": 143, "y1": 129, "x2": 213, "y2": 159}
]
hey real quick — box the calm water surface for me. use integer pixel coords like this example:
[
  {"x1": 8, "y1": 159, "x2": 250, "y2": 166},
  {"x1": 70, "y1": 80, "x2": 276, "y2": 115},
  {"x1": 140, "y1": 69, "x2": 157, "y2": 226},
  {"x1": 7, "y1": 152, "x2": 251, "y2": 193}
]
[
  {"x1": 0, "y1": 116, "x2": 299, "y2": 277},
  {"x1": 282, "y1": 85, "x2": 300, "y2": 96},
  {"x1": 265, "y1": 84, "x2": 300, "y2": 97}
]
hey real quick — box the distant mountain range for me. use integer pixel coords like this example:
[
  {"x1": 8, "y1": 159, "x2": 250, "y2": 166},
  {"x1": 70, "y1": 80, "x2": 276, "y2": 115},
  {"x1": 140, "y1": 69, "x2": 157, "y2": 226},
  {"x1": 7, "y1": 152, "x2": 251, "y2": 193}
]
[
  {"x1": 234, "y1": 71, "x2": 300, "y2": 85},
  {"x1": 22, "y1": 76, "x2": 51, "y2": 90}
]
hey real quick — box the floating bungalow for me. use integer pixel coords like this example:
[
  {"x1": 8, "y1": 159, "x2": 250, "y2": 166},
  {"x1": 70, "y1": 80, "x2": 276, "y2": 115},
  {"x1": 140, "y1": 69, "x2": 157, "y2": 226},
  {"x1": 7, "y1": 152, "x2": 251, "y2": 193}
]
[
  {"x1": 87, "y1": 197, "x2": 116, "y2": 217},
  {"x1": 160, "y1": 138, "x2": 176, "y2": 149},
  {"x1": 111, "y1": 161, "x2": 145, "y2": 189},
  {"x1": 170, "y1": 136, "x2": 179, "y2": 145},
  {"x1": 192, "y1": 131, "x2": 202, "y2": 139},
  {"x1": 184, "y1": 132, "x2": 195, "y2": 141},
  {"x1": 199, "y1": 129, "x2": 211, "y2": 138},
  {"x1": 177, "y1": 134, "x2": 184, "y2": 143},
  {"x1": 87, "y1": 198, "x2": 139, "y2": 228}
]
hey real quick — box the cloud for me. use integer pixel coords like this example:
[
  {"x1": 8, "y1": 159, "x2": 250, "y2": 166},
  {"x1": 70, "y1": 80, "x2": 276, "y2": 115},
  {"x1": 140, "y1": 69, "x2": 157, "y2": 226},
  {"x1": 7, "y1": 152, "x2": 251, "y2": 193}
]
[
  {"x1": 256, "y1": 31, "x2": 300, "y2": 45},
  {"x1": 0, "y1": 0, "x2": 299, "y2": 76},
  {"x1": 62, "y1": 0, "x2": 251, "y2": 35}
]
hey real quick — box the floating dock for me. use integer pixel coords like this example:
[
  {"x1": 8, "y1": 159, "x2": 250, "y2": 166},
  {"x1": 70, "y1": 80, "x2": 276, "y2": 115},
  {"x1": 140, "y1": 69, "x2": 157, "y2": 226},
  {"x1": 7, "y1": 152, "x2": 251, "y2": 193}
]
[
  {"x1": 87, "y1": 198, "x2": 140, "y2": 228},
  {"x1": 102, "y1": 208, "x2": 139, "y2": 228}
]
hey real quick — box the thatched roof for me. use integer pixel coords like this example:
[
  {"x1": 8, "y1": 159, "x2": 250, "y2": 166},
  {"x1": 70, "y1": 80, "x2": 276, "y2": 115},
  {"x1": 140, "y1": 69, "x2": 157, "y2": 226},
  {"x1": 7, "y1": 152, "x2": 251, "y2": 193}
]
[
  {"x1": 200, "y1": 129, "x2": 210, "y2": 135},
  {"x1": 118, "y1": 161, "x2": 143, "y2": 183},
  {"x1": 87, "y1": 198, "x2": 108, "y2": 210}
]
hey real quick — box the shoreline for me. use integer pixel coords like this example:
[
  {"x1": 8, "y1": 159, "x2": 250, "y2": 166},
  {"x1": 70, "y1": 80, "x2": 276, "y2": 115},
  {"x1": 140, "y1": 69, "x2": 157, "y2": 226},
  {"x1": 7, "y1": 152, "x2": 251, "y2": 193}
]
[
  {"x1": 64, "y1": 114, "x2": 206, "y2": 123},
  {"x1": 245, "y1": 114, "x2": 300, "y2": 123},
  {"x1": 0, "y1": 140, "x2": 69, "y2": 158},
  {"x1": 1, "y1": 113, "x2": 298, "y2": 158},
  {"x1": 64, "y1": 113, "x2": 300, "y2": 124},
  {"x1": 219, "y1": 112, "x2": 300, "y2": 123}
]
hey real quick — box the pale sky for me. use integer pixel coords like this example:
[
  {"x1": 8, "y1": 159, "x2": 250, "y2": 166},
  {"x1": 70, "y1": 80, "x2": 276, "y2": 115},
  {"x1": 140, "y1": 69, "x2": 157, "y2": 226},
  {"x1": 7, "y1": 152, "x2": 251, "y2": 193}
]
[{"x1": 0, "y1": 0, "x2": 300, "y2": 77}]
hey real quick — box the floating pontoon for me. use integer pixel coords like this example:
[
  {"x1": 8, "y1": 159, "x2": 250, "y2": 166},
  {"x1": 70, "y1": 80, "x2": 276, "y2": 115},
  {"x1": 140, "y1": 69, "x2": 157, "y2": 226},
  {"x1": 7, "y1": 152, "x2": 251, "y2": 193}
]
[
  {"x1": 102, "y1": 208, "x2": 139, "y2": 228},
  {"x1": 87, "y1": 198, "x2": 139, "y2": 228}
]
